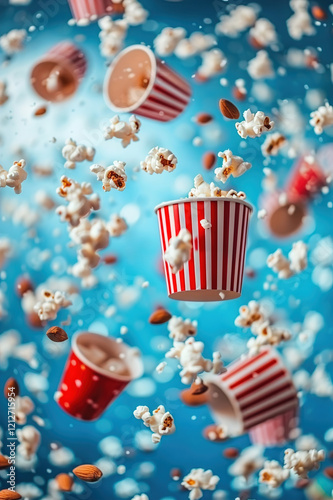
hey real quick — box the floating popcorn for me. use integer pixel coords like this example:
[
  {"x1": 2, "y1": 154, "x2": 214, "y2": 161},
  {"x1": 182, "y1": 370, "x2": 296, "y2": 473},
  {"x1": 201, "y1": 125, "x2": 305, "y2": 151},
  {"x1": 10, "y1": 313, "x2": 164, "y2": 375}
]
[
  {"x1": 17, "y1": 425, "x2": 41, "y2": 460},
  {"x1": 289, "y1": 240, "x2": 308, "y2": 273},
  {"x1": 247, "y1": 321, "x2": 291, "y2": 356},
  {"x1": 188, "y1": 174, "x2": 246, "y2": 200},
  {"x1": 287, "y1": 0, "x2": 315, "y2": 40},
  {"x1": 182, "y1": 468, "x2": 220, "y2": 500},
  {"x1": 167, "y1": 316, "x2": 198, "y2": 342},
  {"x1": 164, "y1": 228, "x2": 192, "y2": 274},
  {"x1": 165, "y1": 337, "x2": 225, "y2": 385},
  {"x1": 131, "y1": 495, "x2": 149, "y2": 500},
  {"x1": 229, "y1": 446, "x2": 265, "y2": 479},
  {"x1": 259, "y1": 460, "x2": 290, "y2": 488},
  {"x1": 0, "y1": 81, "x2": 9, "y2": 105},
  {"x1": 0, "y1": 28, "x2": 27, "y2": 55},
  {"x1": 71, "y1": 255, "x2": 98, "y2": 289},
  {"x1": 309, "y1": 102, "x2": 333, "y2": 135},
  {"x1": 141, "y1": 147, "x2": 177, "y2": 175},
  {"x1": 236, "y1": 109, "x2": 274, "y2": 139},
  {"x1": 0, "y1": 237, "x2": 11, "y2": 268},
  {"x1": 90, "y1": 161, "x2": 127, "y2": 192},
  {"x1": 34, "y1": 190, "x2": 56, "y2": 211},
  {"x1": 62, "y1": 138, "x2": 95, "y2": 169},
  {"x1": 56, "y1": 176, "x2": 100, "y2": 227},
  {"x1": 0, "y1": 159, "x2": 27, "y2": 194},
  {"x1": 15, "y1": 396, "x2": 35, "y2": 425},
  {"x1": 154, "y1": 27, "x2": 186, "y2": 57},
  {"x1": 133, "y1": 405, "x2": 175, "y2": 443},
  {"x1": 215, "y1": 5, "x2": 257, "y2": 37},
  {"x1": 98, "y1": 17, "x2": 128, "y2": 58},
  {"x1": 107, "y1": 214, "x2": 128, "y2": 237},
  {"x1": 247, "y1": 50, "x2": 274, "y2": 80},
  {"x1": 262, "y1": 167, "x2": 277, "y2": 191},
  {"x1": 123, "y1": 0, "x2": 148, "y2": 26},
  {"x1": 267, "y1": 249, "x2": 294, "y2": 279},
  {"x1": 284, "y1": 448, "x2": 325, "y2": 478},
  {"x1": 267, "y1": 241, "x2": 307, "y2": 278},
  {"x1": 249, "y1": 18, "x2": 278, "y2": 47},
  {"x1": 261, "y1": 132, "x2": 287, "y2": 156},
  {"x1": 197, "y1": 49, "x2": 227, "y2": 79},
  {"x1": 234, "y1": 300, "x2": 266, "y2": 332},
  {"x1": 33, "y1": 290, "x2": 72, "y2": 322},
  {"x1": 104, "y1": 115, "x2": 141, "y2": 147},
  {"x1": 215, "y1": 149, "x2": 251, "y2": 183},
  {"x1": 69, "y1": 217, "x2": 110, "y2": 272},
  {"x1": 175, "y1": 32, "x2": 216, "y2": 59}
]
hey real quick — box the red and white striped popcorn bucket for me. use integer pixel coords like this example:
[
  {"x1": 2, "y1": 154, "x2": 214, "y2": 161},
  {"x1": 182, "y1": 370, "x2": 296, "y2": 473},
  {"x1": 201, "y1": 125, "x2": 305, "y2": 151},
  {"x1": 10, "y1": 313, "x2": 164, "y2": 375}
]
[
  {"x1": 204, "y1": 348, "x2": 299, "y2": 437},
  {"x1": 249, "y1": 407, "x2": 299, "y2": 446},
  {"x1": 155, "y1": 197, "x2": 252, "y2": 301},
  {"x1": 31, "y1": 42, "x2": 87, "y2": 102},
  {"x1": 261, "y1": 190, "x2": 308, "y2": 239},
  {"x1": 286, "y1": 155, "x2": 327, "y2": 202},
  {"x1": 68, "y1": 0, "x2": 123, "y2": 21},
  {"x1": 104, "y1": 45, "x2": 192, "y2": 122},
  {"x1": 57, "y1": 332, "x2": 143, "y2": 421}
]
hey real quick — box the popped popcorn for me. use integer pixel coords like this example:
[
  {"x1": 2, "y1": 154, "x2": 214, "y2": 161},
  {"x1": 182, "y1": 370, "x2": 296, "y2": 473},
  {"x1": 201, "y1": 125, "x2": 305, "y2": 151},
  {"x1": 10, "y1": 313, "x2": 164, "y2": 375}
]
[
  {"x1": 197, "y1": 49, "x2": 227, "y2": 79},
  {"x1": 56, "y1": 176, "x2": 100, "y2": 227},
  {"x1": 164, "y1": 228, "x2": 192, "y2": 274},
  {"x1": 249, "y1": 18, "x2": 278, "y2": 47},
  {"x1": 309, "y1": 102, "x2": 333, "y2": 135},
  {"x1": 234, "y1": 300, "x2": 266, "y2": 332},
  {"x1": 107, "y1": 214, "x2": 128, "y2": 237},
  {"x1": 229, "y1": 446, "x2": 265, "y2": 479},
  {"x1": 167, "y1": 316, "x2": 198, "y2": 342},
  {"x1": 0, "y1": 159, "x2": 27, "y2": 194},
  {"x1": 262, "y1": 167, "x2": 277, "y2": 191},
  {"x1": 131, "y1": 495, "x2": 149, "y2": 500},
  {"x1": 267, "y1": 249, "x2": 294, "y2": 279},
  {"x1": 215, "y1": 150, "x2": 252, "y2": 183},
  {"x1": 133, "y1": 405, "x2": 175, "y2": 443},
  {"x1": 69, "y1": 218, "x2": 110, "y2": 267},
  {"x1": 141, "y1": 147, "x2": 177, "y2": 175},
  {"x1": 287, "y1": 0, "x2": 315, "y2": 40},
  {"x1": 261, "y1": 132, "x2": 287, "y2": 156},
  {"x1": 200, "y1": 219, "x2": 212, "y2": 229},
  {"x1": 247, "y1": 50, "x2": 274, "y2": 80},
  {"x1": 33, "y1": 290, "x2": 72, "y2": 322},
  {"x1": 0, "y1": 237, "x2": 11, "y2": 268},
  {"x1": 98, "y1": 17, "x2": 128, "y2": 58},
  {"x1": 35, "y1": 190, "x2": 56, "y2": 211},
  {"x1": 123, "y1": 0, "x2": 148, "y2": 26},
  {"x1": 0, "y1": 80, "x2": 9, "y2": 105},
  {"x1": 236, "y1": 109, "x2": 274, "y2": 139},
  {"x1": 71, "y1": 254, "x2": 98, "y2": 289},
  {"x1": 154, "y1": 27, "x2": 186, "y2": 57},
  {"x1": 15, "y1": 396, "x2": 35, "y2": 425},
  {"x1": 104, "y1": 115, "x2": 141, "y2": 148},
  {"x1": 247, "y1": 321, "x2": 291, "y2": 356},
  {"x1": 17, "y1": 425, "x2": 41, "y2": 460},
  {"x1": 188, "y1": 174, "x2": 246, "y2": 200},
  {"x1": 165, "y1": 337, "x2": 225, "y2": 385},
  {"x1": 182, "y1": 468, "x2": 220, "y2": 500},
  {"x1": 267, "y1": 241, "x2": 308, "y2": 278},
  {"x1": 62, "y1": 138, "x2": 95, "y2": 169},
  {"x1": 0, "y1": 29, "x2": 27, "y2": 55},
  {"x1": 215, "y1": 5, "x2": 257, "y2": 37},
  {"x1": 175, "y1": 32, "x2": 216, "y2": 59},
  {"x1": 90, "y1": 161, "x2": 127, "y2": 192},
  {"x1": 259, "y1": 460, "x2": 290, "y2": 488},
  {"x1": 289, "y1": 240, "x2": 308, "y2": 273},
  {"x1": 284, "y1": 448, "x2": 325, "y2": 478}
]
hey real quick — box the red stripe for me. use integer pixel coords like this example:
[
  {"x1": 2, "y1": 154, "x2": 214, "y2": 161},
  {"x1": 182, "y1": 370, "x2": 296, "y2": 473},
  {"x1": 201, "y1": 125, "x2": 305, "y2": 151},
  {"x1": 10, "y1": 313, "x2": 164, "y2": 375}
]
[
  {"x1": 155, "y1": 78, "x2": 190, "y2": 106},
  {"x1": 240, "y1": 382, "x2": 294, "y2": 411},
  {"x1": 157, "y1": 63, "x2": 192, "y2": 97},
  {"x1": 221, "y1": 201, "x2": 230, "y2": 291},
  {"x1": 197, "y1": 201, "x2": 207, "y2": 291},
  {"x1": 184, "y1": 202, "x2": 196, "y2": 291},
  {"x1": 173, "y1": 204, "x2": 185, "y2": 291},
  {"x1": 238, "y1": 209, "x2": 250, "y2": 292},
  {"x1": 236, "y1": 207, "x2": 247, "y2": 292},
  {"x1": 157, "y1": 209, "x2": 171, "y2": 294},
  {"x1": 135, "y1": 107, "x2": 172, "y2": 122},
  {"x1": 164, "y1": 207, "x2": 178, "y2": 293},
  {"x1": 236, "y1": 369, "x2": 287, "y2": 400},
  {"x1": 243, "y1": 395, "x2": 298, "y2": 430},
  {"x1": 230, "y1": 203, "x2": 240, "y2": 291},
  {"x1": 228, "y1": 358, "x2": 278, "y2": 390},
  {"x1": 210, "y1": 201, "x2": 218, "y2": 290},
  {"x1": 222, "y1": 349, "x2": 269, "y2": 381},
  {"x1": 147, "y1": 90, "x2": 184, "y2": 112}
]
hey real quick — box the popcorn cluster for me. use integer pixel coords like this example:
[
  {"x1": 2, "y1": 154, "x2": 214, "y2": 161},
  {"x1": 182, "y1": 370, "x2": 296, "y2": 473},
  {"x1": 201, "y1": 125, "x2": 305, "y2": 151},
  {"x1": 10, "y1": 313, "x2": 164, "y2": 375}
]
[
  {"x1": 141, "y1": 147, "x2": 177, "y2": 175},
  {"x1": 259, "y1": 460, "x2": 290, "y2": 488},
  {"x1": 90, "y1": 161, "x2": 127, "y2": 192},
  {"x1": 229, "y1": 446, "x2": 265, "y2": 479},
  {"x1": 267, "y1": 241, "x2": 308, "y2": 279},
  {"x1": 215, "y1": 150, "x2": 252, "y2": 183},
  {"x1": 181, "y1": 468, "x2": 220, "y2": 500},
  {"x1": 0, "y1": 28, "x2": 27, "y2": 54},
  {"x1": 0, "y1": 80, "x2": 9, "y2": 105},
  {"x1": 0, "y1": 237, "x2": 11, "y2": 268},
  {"x1": 133, "y1": 405, "x2": 175, "y2": 443},
  {"x1": 287, "y1": 0, "x2": 315, "y2": 40},
  {"x1": 98, "y1": 18, "x2": 127, "y2": 58},
  {"x1": 56, "y1": 176, "x2": 100, "y2": 227},
  {"x1": 249, "y1": 18, "x2": 278, "y2": 48},
  {"x1": 284, "y1": 448, "x2": 325, "y2": 478},
  {"x1": 215, "y1": 5, "x2": 257, "y2": 37},
  {"x1": 236, "y1": 109, "x2": 274, "y2": 139},
  {"x1": 62, "y1": 138, "x2": 95, "y2": 170},
  {"x1": 33, "y1": 290, "x2": 72, "y2": 322},
  {"x1": 17, "y1": 425, "x2": 41, "y2": 460},
  {"x1": 107, "y1": 214, "x2": 128, "y2": 237},
  {"x1": 15, "y1": 396, "x2": 35, "y2": 425},
  {"x1": 309, "y1": 102, "x2": 333, "y2": 135},
  {"x1": 0, "y1": 159, "x2": 27, "y2": 194},
  {"x1": 197, "y1": 49, "x2": 227, "y2": 79},
  {"x1": 164, "y1": 228, "x2": 192, "y2": 274},
  {"x1": 175, "y1": 32, "x2": 216, "y2": 59},
  {"x1": 123, "y1": 0, "x2": 148, "y2": 26},
  {"x1": 189, "y1": 174, "x2": 246, "y2": 200},
  {"x1": 104, "y1": 115, "x2": 141, "y2": 147},
  {"x1": 154, "y1": 27, "x2": 186, "y2": 57},
  {"x1": 261, "y1": 132, "x2": 287, "y2": 156},
  {"x1": 247, "y1": 50, "x2": 274, "y2": 80},
  {"x1": 167, "y1": 316, "x2": 198, "y2": 342}
]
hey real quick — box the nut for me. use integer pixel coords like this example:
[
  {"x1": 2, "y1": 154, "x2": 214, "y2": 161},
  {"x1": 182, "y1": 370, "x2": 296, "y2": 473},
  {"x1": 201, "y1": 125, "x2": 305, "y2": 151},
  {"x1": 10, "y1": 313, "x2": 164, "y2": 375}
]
[
  {"x1": 0, "y1": 455, "x2": 10, "y2": 470},
  {"x1": 55, "y1": 473, "x2": 74, "y2": 491},
  {"x1": 219, "y1": 99, "x2": 240, "y2": 119},
  {"x1": 72, "y1": 464, "x2": 103, "y2": 483},
  {"x1": 15, "y1": 276, "x2": 33, "y2": 297},
  {"x1": 202, "y1": 152, "x2": 216, "y2": 170},
  {"x1": 4, "y1": 378, "x2": 19, "y2": 398},
  {"x1": 223, "y1": 447, "x2": 239, "y2": 459},
  {"x1": 46, "y1": 326, "x2": 68, "y2": 343},
  {"x1": 191, "y1": 382, "x2": 208, "y2": 395},
  {"x1": 149, "y1": 309, "x2": 172, "y2": 325},
  {"x1": 34, "y1": 106, "x2": 47, "y2": 116},
  {"x1": 311, "y1": 6, "x2": 327, "y2": 20},
  {"x1": 0, "y1": 491, "x2": 22, "y2": 500},
  {"x1": 195, "y1": 112, "x2": 213, "y2": 125}
]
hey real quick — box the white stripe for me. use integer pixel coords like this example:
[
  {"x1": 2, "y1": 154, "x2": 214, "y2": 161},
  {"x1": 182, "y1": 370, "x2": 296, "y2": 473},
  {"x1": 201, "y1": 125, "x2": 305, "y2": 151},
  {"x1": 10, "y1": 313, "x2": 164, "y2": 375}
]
[
  {"x1": 242, "y1": 387, "x2": 297, "y2": 420},
  {"x1": 216, "y1": 201, "x2": 224, "y2": 290},
  {"x1": 226, "y1": 202, "x2": 235, "y2": 291},
  {"x1": 191, "y1": 202, "x2": 201, "y2": 290},
  {"x1": 160, "y1": 208, "x2": 174, "y2": 295},
  {"x1": 204, "y1": 201, "x2": 212, "y2": 290},
  {"x1": 232, "y1": 361, "x2": 285, "y2": 396},
  {"x1": 245, "y1": 400, "x2": 298, "y2": 429},
  {"x1": 239, "y1": 376, "x2": 295, "y2": 407},
  {"x1": 168, "y1": 205, "x2": 181, "y2": 293},
  {"x1": 157, "y1": 64, "x2": 191, "y2": 97},
  {"x1": 179, "y1": 203, "x2": 190, "y2": 292},
  {"x1": 224, "y1": 349, "x2": 272, "y2": 386},
  {"x1": 232, "y1": 204, "x2": 244, "y2": 292},
  {"x1": 151, "y1": 80, "x2": 186, "y2": 110},
  {"x1": 238, "y1": 209, "x2": 249, "y2": 292}
]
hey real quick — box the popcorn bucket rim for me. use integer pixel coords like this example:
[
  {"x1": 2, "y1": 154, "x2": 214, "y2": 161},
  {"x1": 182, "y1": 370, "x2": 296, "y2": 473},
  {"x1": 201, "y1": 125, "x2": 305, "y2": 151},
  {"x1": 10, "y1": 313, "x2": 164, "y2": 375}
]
[
  {"x1": 154, "y1": 196, "x2": 253, "y2": 214},
  {"x1": 104, "y1": 44, "x2": 157, "y2": 113},
  {"x1": 71, "y1": 331, "x2": 144, "y2": 382}
]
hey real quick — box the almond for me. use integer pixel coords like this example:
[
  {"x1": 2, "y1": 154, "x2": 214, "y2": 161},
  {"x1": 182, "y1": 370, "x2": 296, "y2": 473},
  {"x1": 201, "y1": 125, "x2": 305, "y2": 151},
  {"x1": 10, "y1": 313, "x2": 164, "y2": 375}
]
[
  {"x1": 46, "y1": 326, "x2": 68, "y2": 343},
  {"x1": 223, "y1": 447, "x2": 239, "y2": 459},
  {"x1": 0, "y1": 455, "x2": 10, "y2": 470},
  {"x1": 34, "y1": 106, "x2": 47, "y2": 116},
  {"x1": 202, "y1": 152, "x2": 216, "y2": 170},
  {"x1": 324, "y1": 466, "x2": 333, "y2": 480},
  {"x1": 195, "y1": 112, "x2": 213, "y2": 125},
  {"x1": 148, "y1": 309, "x2": 172, "y2": 325},
  {"x1": 219, "y1": 99, "x2": 240, "y2": 120},
  {"x1": 4, "y1": 378, "x2": 19, "y2": 398},
  {"x1": 0, "y1": 491, "x2": 22, "y2": 500},
  {"x1": 180, "y1": 384, "x2": 208, "y2": 407},
  {"x1": 55, "y1": 473, "x2": 74, "y2": 491},
  {"x1": 311, "y1": 5, "x2": 327, "y2": 20},
  {"x1": 232, "y1": 86, "x2": 247, "y2": 101},
  {"x1": 72, "y1": 465, "x2": 103, "y2": 483},
  {"x1": 27, "y1": 311, "x2": 43, "y2": 329},
  {"x1": 102, "y1": 253, "x2": 118, "y2": 265},
  {"x1": 191, "y1": 382, "x2": 208, "y2": 395},
  {"x1": 15, "y1": 276, "x2": 33, "y2": 297}
]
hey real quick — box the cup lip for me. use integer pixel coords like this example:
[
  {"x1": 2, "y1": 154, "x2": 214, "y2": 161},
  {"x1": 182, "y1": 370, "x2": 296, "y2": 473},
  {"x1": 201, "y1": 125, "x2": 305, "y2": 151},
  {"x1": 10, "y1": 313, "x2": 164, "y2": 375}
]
[
  {"x1": 154, "y1": 196, "x2": 253, "y2": 214},
  {"x1": 103, "y1": 44, "x2": 157, "y2": 113},
  {"x1": 72, "y1": 331, "x2": 143, "y2": 382}
]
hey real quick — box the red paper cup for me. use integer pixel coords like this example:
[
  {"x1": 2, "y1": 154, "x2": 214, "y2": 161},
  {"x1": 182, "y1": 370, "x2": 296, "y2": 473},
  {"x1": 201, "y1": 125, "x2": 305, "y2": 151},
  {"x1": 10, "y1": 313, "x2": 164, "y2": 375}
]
[
  {"x1": 31, "y1": 42, "x2": 87, "y2": 102},
  {"x1": 155, "y1": 197, "x2": 252, "y2": 301},
  {"x1": 104, "y1": 45, "x2": 191, "y2": 122},
  {"x1": 261, "y1": 190, "x2": 308, "y2": 239},
  {"x1": 249, "y1": 408, "x2": 299, "y2": 446},
  {"x1": 57, "y1": 332, "x2": 143, "y2": 420},
  {"x1": 204, "y1": 348, "x2": 298, "y2": 437},
  {"x1": 286, "y1": 155, "x2": 327, "y2": 202},
  {"x1": 68, "y1": 0, "x2": 123, "y2": 21}
]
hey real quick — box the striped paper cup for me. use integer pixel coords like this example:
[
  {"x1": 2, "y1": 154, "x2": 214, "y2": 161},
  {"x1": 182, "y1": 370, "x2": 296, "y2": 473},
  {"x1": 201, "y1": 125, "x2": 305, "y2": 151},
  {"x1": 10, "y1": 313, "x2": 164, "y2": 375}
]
[
  {"x1": 306, "y1": 473, "x2": 333, "y2": 499},
  {"x1": 31, "y1": 42, "x2": 87, "y2": 102},
  {"x1": 249, "y1": 408, "x2": 299, "y2": 446},
  {"x1": 204, "y1": 348, "x2": 299, "y2": 437},
  {"x1": 261, "y1": 190, "x2": 308, "y2": 239},
  {"x1": 104, "y1": 44, "x2": 191, "y2": 122},
  {"x1": 57, "y1": 332, "x2": 143, "y2": 420},
  {"x1": 68, "y1": 0, "x2": 123, "y2": 21},
  {"x1": 155, "y1": 197, "x2": 252, "y2": 301},
  {"x1": 286, "y1": 155, "x2": 327, "y2": 202}
]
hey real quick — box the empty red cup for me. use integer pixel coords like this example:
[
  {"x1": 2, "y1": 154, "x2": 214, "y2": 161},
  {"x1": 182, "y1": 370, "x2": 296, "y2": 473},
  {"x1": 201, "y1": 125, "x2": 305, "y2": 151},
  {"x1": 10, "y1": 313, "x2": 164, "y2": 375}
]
[
  {"x1": 31, "y1": 42, "x2": 87, "y2": 102},
  {"x1": 155, "y1": 197, "x2": 253, "y2": 301},
  {"x1": 57, "y1": 332, "x2": 143, "y2": 420},
  {"x1": 261, "y1": 190, "x2": 308, "y2": 239},
  {"x1": 249, "y1": 408, "x2": 299, "y2": 446},
  {"x1": 286, "y1": 155, "x2": 327, "y2": 202},
  {"x1": 104, "y1": 44, "x2": 191, "y2": 122},
  {"x1": 68, "y1": 0, "x2": 123, "y2": 21}
]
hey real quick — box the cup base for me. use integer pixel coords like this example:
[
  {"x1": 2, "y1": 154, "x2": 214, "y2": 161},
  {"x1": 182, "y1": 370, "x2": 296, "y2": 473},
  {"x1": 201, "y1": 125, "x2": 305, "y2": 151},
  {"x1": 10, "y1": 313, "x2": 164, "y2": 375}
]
[{"x1": 169, "y1": 289, "x2": 240, "y2": 302}]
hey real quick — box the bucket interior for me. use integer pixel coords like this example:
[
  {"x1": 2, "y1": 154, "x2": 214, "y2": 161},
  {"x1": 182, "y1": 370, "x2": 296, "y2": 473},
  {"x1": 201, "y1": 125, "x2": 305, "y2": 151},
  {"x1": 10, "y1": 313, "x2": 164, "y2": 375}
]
[
  {"x1": 206, "y1": 380, "x2": 243, "y2": 436},
  {"x1": 31, "y1": 61, "x2": 77, "y2": 102},
  {"x1": 169, "y1": 289, "x2": 240, "y2": 301},
  {"x1": 268, "y1": 200, "x2": 307, "y2": 238}
]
